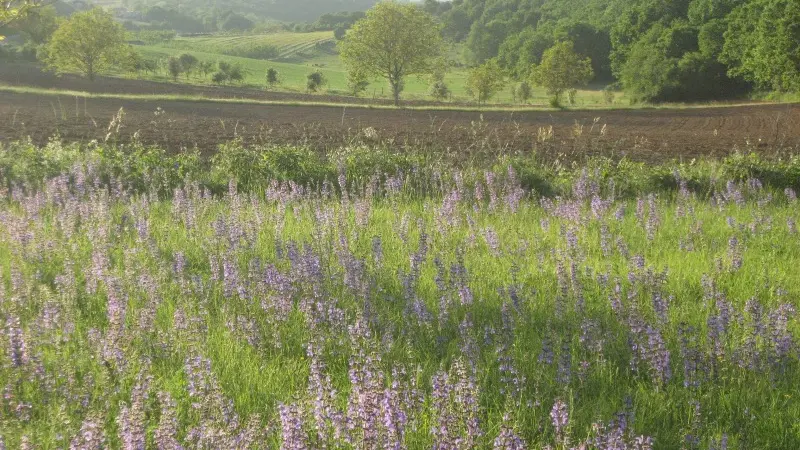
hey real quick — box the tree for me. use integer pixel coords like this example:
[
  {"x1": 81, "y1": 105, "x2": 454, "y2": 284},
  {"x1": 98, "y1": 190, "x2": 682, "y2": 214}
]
[
  {"x1": 211, "y1": 71, "x2": 228, "y2": 84},
  {"x1": 266, "y1": 68, "x2": 280, "y2": 89},
  {"x1": 554, "y1": 21, "x2": 612, "y2": 81},
  {"x1": 346, "y1": 70, "x2": 369, "y2": 96},
  {"x1": 620, "y1": 22, "x2": 748, "y2": 102},
  {"x1": 199, "y1": 61, "x2": 215, "y2": 78},
  {"x1": 306, "y1": 71, "x2": 327, "y2": 92},
  {"x1": 721, "y1": 0, "x2": 800, "y2": 93},
  {"x1": 168, "y1": 57, "x2": 182, "y2": 81},
  {"x1": 498, "y1": 27, "x2": 555, "y2": 79},
  {"x1": 531, "y1": 41, "x2": 593, "y2": 107},
  {"x1": 339, "y1": 1, "x2": 444, "y2": 106},
  {"x1": 219, "y1": 13, "x2": 254, "y2": 32},
  {"x1": 178, "y1": 53, "x2": 198, "y2": 79},
  {"x1": 1, "y1": 0, "x2": 45, "y2": 39},
  {"x1": 14, "y1": 5, "x2": 58, "y2": 45},
  {"x1": 227, "y1": 65, "x2": 244, "y2": 84},
  {"x1": 513, "y1": 81, "x2": 532, "y2": 104},
  {"x1": 466, "y1": 59, "x2": 506, "y2": 105},
  {"x1": 42, "y1": 8, "x2": 133, "y2": 81},
  {"x1": 333, "y1": 25, "x2": 347, "y2": 41}
]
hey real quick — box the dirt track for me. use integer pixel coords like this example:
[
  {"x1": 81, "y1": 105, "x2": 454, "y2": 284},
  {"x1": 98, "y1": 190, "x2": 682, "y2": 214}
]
[{"x1": 1, "y1": 63, "x2": 799, "y2": 162}]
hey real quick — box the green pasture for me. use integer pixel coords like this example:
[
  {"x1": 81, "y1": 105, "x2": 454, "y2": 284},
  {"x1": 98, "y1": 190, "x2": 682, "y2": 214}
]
[{"x1": 134, "y1": 33, "x2": 623, "y2": 106}]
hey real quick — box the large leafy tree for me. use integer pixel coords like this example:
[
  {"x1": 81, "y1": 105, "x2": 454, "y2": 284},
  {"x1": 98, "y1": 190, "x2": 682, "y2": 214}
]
[
  {"x1": 42, "y1": 8, "x2": 135, "y2": 81},
  {"x1": 721, "y1": 0, "x2": 800, "y2": 92},
  {"x1": 338, "y1": 1, "x2": 444, "y2": 106},
  {"x1": 531, "y1": 41, "x2": 594, "y2": 105}
]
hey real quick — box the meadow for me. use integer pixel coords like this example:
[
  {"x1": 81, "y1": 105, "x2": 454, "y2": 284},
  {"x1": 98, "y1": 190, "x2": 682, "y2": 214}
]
[
  {"x1": 134, "y1": 33, "x2": 619, "y2": 105},
  {"x1": 0, "y1": 134, "x2": 799, "y2": 448},
  {"x1": 159, "y1": 31, "x2": 336, "y2": 60}
]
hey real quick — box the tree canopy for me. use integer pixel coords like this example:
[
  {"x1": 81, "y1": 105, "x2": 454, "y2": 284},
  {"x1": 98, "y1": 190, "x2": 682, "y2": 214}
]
[
  {"x1": 1, "y1": 0, "x2": 44, "y2": 39},
  {"x1": 339, "y1": 1, "x2": 444, "y2": 106},
  {"x1": 465, "y1": 59, "x2": 506, "y2": 105},
  {"x1": 531, "y1": 41, "x2": 594, "y2": 105},
  {"x1": 42, "y1": 8, "x2": 135, "y2": 81},
  {"x1": 426, "y1": 0, "x2": 800, "y2": 101},
  {"x1": 721, "y1": 0, "x2": 800, "y2": 92}
]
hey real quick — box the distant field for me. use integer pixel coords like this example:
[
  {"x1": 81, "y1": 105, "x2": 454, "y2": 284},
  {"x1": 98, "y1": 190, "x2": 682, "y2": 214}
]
[
  {"x1": 138, "y1": 33, "x2": 624, "y2": 105},
  {"x1": 160, "y1": 31, "x2": 336, "y2": 59},
  {"x1": 137, "y1": 40, "x2": 627, "y2": 106}
]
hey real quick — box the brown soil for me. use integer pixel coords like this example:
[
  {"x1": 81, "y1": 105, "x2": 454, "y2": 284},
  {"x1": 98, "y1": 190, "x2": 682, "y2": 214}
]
[{"x1": 2, "y1": 63, "x2": 799, "y2": 163}]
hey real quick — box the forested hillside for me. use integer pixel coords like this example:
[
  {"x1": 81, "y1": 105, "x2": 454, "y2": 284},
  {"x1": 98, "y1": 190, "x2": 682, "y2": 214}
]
[{"x1": 425, "y1": 0, "x2": 800, "y2": 102}]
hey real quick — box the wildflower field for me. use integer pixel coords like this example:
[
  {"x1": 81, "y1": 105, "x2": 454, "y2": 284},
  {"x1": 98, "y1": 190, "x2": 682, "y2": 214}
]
[{"x1": 0, "y1": 138, "x2": 799, "y2": 449}]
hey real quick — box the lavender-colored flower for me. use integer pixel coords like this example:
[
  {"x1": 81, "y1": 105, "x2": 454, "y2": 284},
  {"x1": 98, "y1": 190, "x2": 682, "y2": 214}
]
[
  {"x1": 372, "y1": 236, "x2": 384, "y2": 268},
  {"x1": 5, "y1": 315, "x2": 27, "y2": 368},
  {"x1": 728, "y1": 236, "x2": 743, "y2": 271},
  {"x1": 493, "y1": 414, "x2": 527, "y2": 450},
  {"x1": 117, "y1": 371, "x2": 151, "y2": 450},
  {"x1": 550, "y1": 399, "x2": 569, "y2": 443},
  {"x1": 154, "y1": 392, "x2": 183, "y2": 450},
  {"x1": 70, "y1": 413, "x2": 106, "y2": 450},
  {"x1": 504, "y1": 165, "x2": 525, "y2": 213},
  {"x1": 279, "y1": 403, "x2": 309, "y2": 450},
  {"x1": 485, "y1": 171, "x2": 499, "y2": 211}
]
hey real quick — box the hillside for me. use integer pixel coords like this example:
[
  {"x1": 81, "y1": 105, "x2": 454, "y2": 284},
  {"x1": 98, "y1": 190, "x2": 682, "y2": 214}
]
[{"x1": 158, "y1": 31, "x2": 336, "y2": 61}]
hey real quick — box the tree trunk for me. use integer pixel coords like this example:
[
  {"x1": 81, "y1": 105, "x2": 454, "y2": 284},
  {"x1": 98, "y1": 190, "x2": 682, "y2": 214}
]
[
  {"x1": 392, "y1": 81, "x2": 401, "y2": 107},
  {"x1": 86, "y1": 58, "x2": 95, "y2": 81}
]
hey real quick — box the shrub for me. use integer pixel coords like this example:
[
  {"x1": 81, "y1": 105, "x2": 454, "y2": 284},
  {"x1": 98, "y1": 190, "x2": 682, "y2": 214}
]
[
  {"x1": 603, "y1": 86, "x2": 615, "y2": 104},
  {"x1": 266, "y1": 68, "x2": 280, "y2": 88},
  {"x1": 306, "y1": 71, "x2": 327, "y2": 93},
  {"x1": 211, "y1": 71, "x2": 228, "y2": 84},
  {"x1": 429, "y1": 80, "x2": 451, "y2": 101}
]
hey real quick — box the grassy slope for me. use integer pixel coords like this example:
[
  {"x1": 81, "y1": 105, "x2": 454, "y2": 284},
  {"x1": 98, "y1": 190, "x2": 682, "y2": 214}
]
[
  {"x1": 160, "y1": 31, "x2": 335, "y2": 58},
  {"x1": 133, "y1": 33, "x2": 621, "y2": 105}
]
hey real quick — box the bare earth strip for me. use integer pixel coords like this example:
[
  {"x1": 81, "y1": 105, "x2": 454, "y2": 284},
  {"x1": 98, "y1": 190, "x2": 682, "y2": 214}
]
[{"x1": 1, "y1": 64, "x2": 799, "y2": 162}]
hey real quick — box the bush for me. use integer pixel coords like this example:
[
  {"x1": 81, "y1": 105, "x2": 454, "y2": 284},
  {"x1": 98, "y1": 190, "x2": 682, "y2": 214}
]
[
  {"x1": 266, "y1": 68, "x2": 280, "y2": 88},
  {"x1": 178, "y1": 53, "x2": 198, "y2": 78},
  {"x1": 603, "y1": 86, "x2": 615, "y2": 104},
  {"x1": 306, "y1": 71, "x2": 327, "y2": 93},
  {"x1": 211, "y1": 71, "x2": 228, "y2": 84},
  {"x1": 429, "y1": 80, "x2": 451, "y2": 101},
  {"x1": 211, "y1": 141, "x2": 333, "y2": 191}
]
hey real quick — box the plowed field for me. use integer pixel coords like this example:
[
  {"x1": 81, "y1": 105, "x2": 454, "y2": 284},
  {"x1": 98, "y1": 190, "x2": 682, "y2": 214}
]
[{"x1": 1, "y1": 63, "x2": 799, "y2": 162}]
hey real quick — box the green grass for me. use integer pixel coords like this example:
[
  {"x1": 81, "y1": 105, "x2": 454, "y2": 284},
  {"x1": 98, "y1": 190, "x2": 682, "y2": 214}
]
[
  {"x1": 160, "y1": 31, "x2": 336, "y2": 59},
  {"x1": 0, "y1": 138, "x2": 799, "y2": 448},
  {"x1": 135, "y1": 34, "x2": 625, "y2": 105}
]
